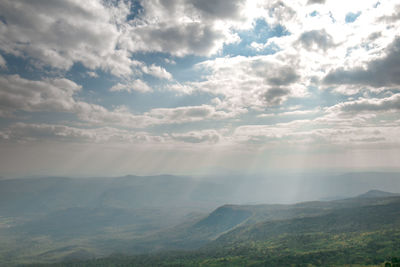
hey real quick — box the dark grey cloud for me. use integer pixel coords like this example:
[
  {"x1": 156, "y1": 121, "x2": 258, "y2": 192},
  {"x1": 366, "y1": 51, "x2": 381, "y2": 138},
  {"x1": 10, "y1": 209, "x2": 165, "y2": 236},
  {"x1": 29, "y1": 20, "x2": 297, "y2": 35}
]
[
  {"x1": 263, "y1": 87, "x2": 290, "y2": 106},
  {"x1": 338, "y1": 94, "x2": 400, "y2": 114},
  {"x1": 129, "y1": 22, "x2": 225, "y2": 56},
  {"x1": 171, "y1": 130, "x2": 221, "y2": 143},
  {"x1": 307, "y1": 0, "x2": 326, "y2": 4},
  {"x1": 265, "y1": 1, "x2": 296, "y2": 23},
  {"x1": 189, "y1": 0, "x2": 244, "y2": 20},
  {"x1": 367, "y1": 32, "x2": 382, "y2": 41},
  {"x1": 141, "y1": 0, "x2": 245, "y2": 21},
  {"x1": 323, "y1": 37, "x2": 400, "y2": 88},
  {"x1": 377, "y1": 5, "x2": 400, "y2": 23},
  {"x1": 298, "y1": 29, "x2": 335, "y2": 51},
  {"x1": 267, "y1": 66, "x2": 300, "y2": 86},
  {"x1": 133, "y1": 0, "x2": 244, "y2": 57},
  {"x1": 146, "y1": 0, "x2": 181, "y2": 14},
  {"x1": 251, "y1": 59, "x2": 300, "y2": 87}
]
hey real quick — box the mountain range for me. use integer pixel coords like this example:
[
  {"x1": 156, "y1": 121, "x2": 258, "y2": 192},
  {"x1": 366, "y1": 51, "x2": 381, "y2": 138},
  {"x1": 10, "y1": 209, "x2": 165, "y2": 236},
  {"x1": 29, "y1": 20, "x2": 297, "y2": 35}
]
[{"x1": 1, "y1": 173, "x2": 400, "y2": 266}]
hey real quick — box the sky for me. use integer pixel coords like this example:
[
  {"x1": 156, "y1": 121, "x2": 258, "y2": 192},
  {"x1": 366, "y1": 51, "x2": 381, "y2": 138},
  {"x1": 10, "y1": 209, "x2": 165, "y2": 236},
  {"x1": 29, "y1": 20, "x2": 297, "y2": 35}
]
[{"x1": 0, "y1": 0, "x2": 399, "y2": 177}]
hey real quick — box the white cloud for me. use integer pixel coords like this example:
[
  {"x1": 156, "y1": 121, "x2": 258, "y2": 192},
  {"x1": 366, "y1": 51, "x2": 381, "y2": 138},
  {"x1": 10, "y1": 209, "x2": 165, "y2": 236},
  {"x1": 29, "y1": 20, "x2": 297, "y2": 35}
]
[
  {"x1": 0, "y1": 75, "x2": 241, "y2": 128},
  {"x1": 145, "y1": 104, "x2": 240, "y2": 124},
  {"x1": 326, "y1": 94, "x2": 400, "y2": 116},
  {"x1": 242, "y1": 0, "x2": 400, "y2": 97},
  {"x1": 169, "y1": 52, "x2": 307, "y2": 110},
  {"x1": 0, "y1": 74, "x2": 81, "y2": 113},
  {"x1": 0, "y1": 0, "x2": 258, "y2": 78},
  {"x1": 86, "y1": 71, "x2": 98, "y2": 78},
  {"x1": 171, "y1": 129, "x2": 221, "y2": 143},
  {"x1": 109, "y1": 80, "x2": 153, "y2": 93},
  {"x1": 78, "y1": 103, "x2": 241, "y2": 128},
  {"x1": 258, "y1": 107, "x2": 322, "y2": 118},
  {"x1": 117, "y1": 0, "x2": 249, "y2": 57},
  {"x1": 142, "y1": 64, "x2": 173, "y2": 80},
  {"x1": 0, "y1": 123, "x2": 226, "y2": 146},
  {"x1": 0, "y1": 76, "x2": 146, "y2": 127},
  {"x1": 164, "y1": 58, "x2": 177, "y2": 65},
  {"x1": 0, "y1": 0, "x2": 138, "y2": 77},
  {"x1": 232, "y1": 117, "x2": 400, "y2": 149},
  {"x1": 0, "y1": 123, "x2": 164, "y2": 144}
]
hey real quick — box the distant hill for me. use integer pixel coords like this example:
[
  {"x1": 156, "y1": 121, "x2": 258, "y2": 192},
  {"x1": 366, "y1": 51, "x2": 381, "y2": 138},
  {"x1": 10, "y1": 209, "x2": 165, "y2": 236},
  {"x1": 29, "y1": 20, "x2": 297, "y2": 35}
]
[
  {"x1": 192, "y1": 205, "x2": 252, "y2": 236},
  {"x1": 122, "y1": 189, "x2": 400, "y2": 252},
  {"x1": 214, "y1": 197, "x2": 400, "y2": 245},
  {"x1": 198, "y1": 189, "x2": 400, "y2": 235},
  {"x1": 356, "y1": 189, "x2": 400, "y2": 198}
]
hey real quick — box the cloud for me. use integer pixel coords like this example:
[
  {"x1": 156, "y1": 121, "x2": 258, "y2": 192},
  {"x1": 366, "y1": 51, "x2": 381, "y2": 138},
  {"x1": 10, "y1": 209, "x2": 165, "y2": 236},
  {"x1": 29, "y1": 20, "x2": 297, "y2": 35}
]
[
  {"x1": 0, "y1": 0, "x2": 136, "y2": 77},
  {"x1": 118, "y1": 0, "x2": 247, "y2": 57},
  {"x1": 170, "y1": 53, "x2": 305, "y2": 110},
  {"x1": 262, "y1": 87, "x2": 291, "y2": 106},
  {"x1": 0, "y1": 124, "x2": 223, "y2": 145},
  {"x1": 0, "y1": 75, "x2": 148, "y2": 126},
  {"x1": 109, "y1": 80, "x2": 153, "y2": 93},
  {"x1": 298, "y1": 29, "x2": 335, "y2": 51},
  {"x1": 86, "y1": 71, "x2": 98, "y2": 78},
  {"x1": 377, "y1": 5, "x2": 400, "y2": 23},
  {"x1": 0, "y1": 0, "x2": 250, "y2": 66},
  {"x1": 141, "y1": 0, "x2": 249, "y2": 23},
  {"x1": 124, "y1": 22, "x2": 230, "y2": 57},
  {"x1": 0, "y1": 123, "x2": 163, "y2": 144},
  {"x1": 75, "y1": 103, "x2": 235, "y2": 128},
  {"x1": 0, "y1": 74, "x2": 81, "y2": 113},
  {"x1": 188, "y1": 0, "x2": 245, "y2": 20},
  {"x1": 265, "y1": 65, "x2": 300, "y2": 86},
  {"x1": 0, "y1": 75, "x2": 235, "y2": 128},
  {"x1": 258, "y1": 108, "x2": 322, "y2": 118},
  {"x1": 323, "y1": 36, "x2": 400, "y2": 90},
  {"x1": 146, "y1": 104, "x2": 238, "y2": 124},
  {"x1": 327, "y1": 94, "x2": 400, "y2": 115},
  {"x1": 171, "y1": 129, "x2": 221, "y2": 143},
  {"x1": 232, "y1": 117, "x2": 400, "y2": 149},
  {"x1": 262, "y1": 0, "x2": 296, "y2": 26},
  {"x1": 142, "y1": 64, "x2": 173, "y2": 80},
  {"x1": 307, "y1": 0, "x2": 326, "y2": 4},
  {"x1": 233, "y1": 124, "x2": 291, "y2": 144}
]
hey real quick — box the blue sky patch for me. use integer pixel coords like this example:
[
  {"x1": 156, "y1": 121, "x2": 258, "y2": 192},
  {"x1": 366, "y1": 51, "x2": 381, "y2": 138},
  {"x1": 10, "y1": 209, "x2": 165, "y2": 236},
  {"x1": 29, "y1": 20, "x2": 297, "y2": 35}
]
[{"x1": 345, "y1": 11, "x2": 361, "y2": 23}]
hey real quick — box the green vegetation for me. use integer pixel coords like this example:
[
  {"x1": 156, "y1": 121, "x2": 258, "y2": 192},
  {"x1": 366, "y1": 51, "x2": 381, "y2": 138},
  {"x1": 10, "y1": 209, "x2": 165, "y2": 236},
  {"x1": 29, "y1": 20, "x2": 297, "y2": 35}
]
[
  {"x1": 27, "y1": 195, "x2": 400, "y2": 267},
  {"x1": 2, "y1": 175, "x2": 400, "y2": 266}
]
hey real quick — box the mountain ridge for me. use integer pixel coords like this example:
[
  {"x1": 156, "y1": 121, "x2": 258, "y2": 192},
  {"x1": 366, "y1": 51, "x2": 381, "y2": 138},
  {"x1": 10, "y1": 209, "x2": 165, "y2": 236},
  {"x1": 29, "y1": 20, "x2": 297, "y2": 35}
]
[{"x1": 356, "y1": 189, "x2": 400, "y2": 198}]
